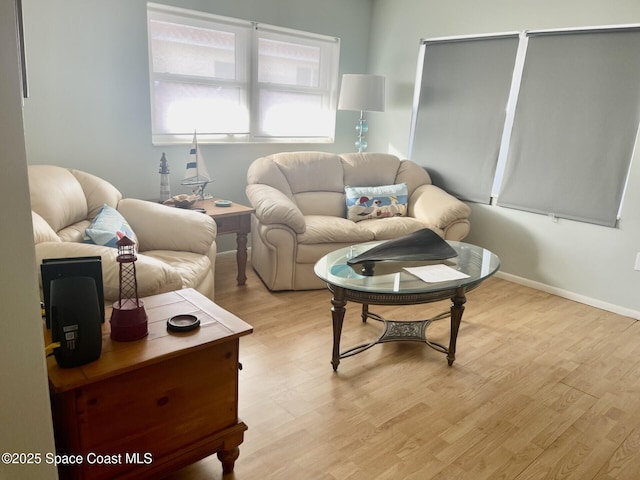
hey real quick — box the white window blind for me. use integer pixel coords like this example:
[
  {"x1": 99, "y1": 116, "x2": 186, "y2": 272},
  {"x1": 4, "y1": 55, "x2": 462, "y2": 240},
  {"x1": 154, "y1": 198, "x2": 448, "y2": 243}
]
[
  {"x1": 497, "y1": 27, "x2": 640, "y2": 226},
  {"x1": 147, "y1": 3, "x2": 340, "y2": 145},
  {"x1": 253, "y1": 26, "x2": 339, "y2": 139},
  {"x1": 409, "y1": 34, "x2": 520, "y2": 203}
]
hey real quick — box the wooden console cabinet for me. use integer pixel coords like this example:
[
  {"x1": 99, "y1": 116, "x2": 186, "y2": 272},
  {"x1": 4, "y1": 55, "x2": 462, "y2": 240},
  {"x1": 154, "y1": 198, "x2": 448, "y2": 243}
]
[{"x1": 46, "y1": 289, "x2": 253, "y2": 479}]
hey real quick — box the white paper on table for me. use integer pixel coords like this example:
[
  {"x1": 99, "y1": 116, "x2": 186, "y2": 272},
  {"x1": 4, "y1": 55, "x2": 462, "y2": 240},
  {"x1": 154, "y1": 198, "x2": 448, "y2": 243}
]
[{"x1": 404, "y1": 264, "x2": 470, "y2": 283}]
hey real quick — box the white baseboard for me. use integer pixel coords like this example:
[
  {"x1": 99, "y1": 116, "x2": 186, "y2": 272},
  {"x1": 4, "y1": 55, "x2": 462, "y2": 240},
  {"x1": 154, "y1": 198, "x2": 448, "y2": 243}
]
[{"x1": 496, "y1": 272, "x2": 640, "y2": 320}]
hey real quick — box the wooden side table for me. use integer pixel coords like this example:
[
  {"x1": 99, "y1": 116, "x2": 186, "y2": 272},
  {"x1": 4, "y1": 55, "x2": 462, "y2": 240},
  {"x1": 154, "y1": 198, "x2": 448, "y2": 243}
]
[
  {"x1": 46, "y1": 289, "x2": 253, "y2": 479},
  {"x1": 194, "y1": 199, "x2": 255, "y2": 286}
]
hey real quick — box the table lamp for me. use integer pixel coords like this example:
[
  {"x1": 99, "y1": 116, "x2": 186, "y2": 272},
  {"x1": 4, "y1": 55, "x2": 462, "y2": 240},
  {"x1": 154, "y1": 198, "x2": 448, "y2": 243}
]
[{"x1": 338, "y1": 74, "x2": 385, "y2": 152}]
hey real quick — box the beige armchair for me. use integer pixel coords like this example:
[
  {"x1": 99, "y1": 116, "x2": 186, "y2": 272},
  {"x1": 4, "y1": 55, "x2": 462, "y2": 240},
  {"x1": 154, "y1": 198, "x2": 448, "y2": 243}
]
[
  {"x1": 246, "y1": 151, "x2": 471, "y2": 291},
  {"x1": 29, "y1": 165, "x2": 217, "y2": 301}
]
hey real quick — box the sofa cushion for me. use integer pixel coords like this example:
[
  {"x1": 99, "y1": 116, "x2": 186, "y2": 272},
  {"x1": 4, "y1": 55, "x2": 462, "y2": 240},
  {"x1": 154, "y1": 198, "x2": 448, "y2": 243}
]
[
  {"x1": 297, "y1": 215, "x2": 375, "y2": 244},
  {"x1": 84, "y1": 204, "x2": 137, "y2": 248},
  {"x1": 59, "y1": 220, "x2": 91, "y2": 243},
  {"x1": 106, "y1": 251, "x2": 184, "y2": 299},
  {"x1": 297, "y1": 242, "x2": 357, "y2": 264},
  {"x1": 345, "y1": 183, "x2": 408, "y2": 222},
  {"x1": 272, "y1": 151, "x2": 344, "y2": 195},
  {"x1": 28, "y1": 165, "x2": 89, "y2": 233},
  {"x1": 143, "y1": 250, "x2": 211, "y2": 290},
  {"x1": 341, "y1": 152, "x2": 402, "y2": 187},
  {"x1": 70, "y1": 168, "x2": 122, "y2": 218},
  {"x1": 295, "y1": 191, "x2": 346, "y2": 217},
  {"x1": 358, "y1": 217, "x2": 439, "y2": 240}
]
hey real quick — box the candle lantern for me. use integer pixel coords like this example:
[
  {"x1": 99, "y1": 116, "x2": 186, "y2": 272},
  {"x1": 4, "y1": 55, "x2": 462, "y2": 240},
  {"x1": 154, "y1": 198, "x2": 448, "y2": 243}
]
[{"x1": 110, "y1": 235, "x2": 148, "y2": 341}]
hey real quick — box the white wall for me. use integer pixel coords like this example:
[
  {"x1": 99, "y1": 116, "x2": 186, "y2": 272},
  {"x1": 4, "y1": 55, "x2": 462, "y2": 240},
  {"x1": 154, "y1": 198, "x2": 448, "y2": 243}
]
[
  {"x1": 0, "y1": 0, "x2": 57, "y2": 478},
  {"x1": 21, "y1": 3, "x2": 370, "y2": 186},
  {"x1": 368, "y1": 0, "x2": 640, "y2": 316},
  {"x1": 22, "y1": 0, "x2": 372, "y2": 251}
]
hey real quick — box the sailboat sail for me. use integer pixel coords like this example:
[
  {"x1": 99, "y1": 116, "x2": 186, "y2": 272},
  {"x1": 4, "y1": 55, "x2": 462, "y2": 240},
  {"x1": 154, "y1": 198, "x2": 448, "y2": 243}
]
[{"x1": 182, "y1": 131, "x2": 211, "y2": 186}]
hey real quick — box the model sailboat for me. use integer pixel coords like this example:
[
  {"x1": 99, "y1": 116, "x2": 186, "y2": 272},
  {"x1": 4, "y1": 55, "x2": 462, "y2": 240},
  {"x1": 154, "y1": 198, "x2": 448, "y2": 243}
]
[{"x1": 181, "y1": 131, "x2": 212, "y2": 199}]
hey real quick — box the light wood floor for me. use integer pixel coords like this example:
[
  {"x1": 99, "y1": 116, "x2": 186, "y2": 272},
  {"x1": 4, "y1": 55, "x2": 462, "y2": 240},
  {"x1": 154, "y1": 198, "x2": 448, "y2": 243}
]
[{"x1": 165, "y1": 252, "x2": 640, "y2": 480}]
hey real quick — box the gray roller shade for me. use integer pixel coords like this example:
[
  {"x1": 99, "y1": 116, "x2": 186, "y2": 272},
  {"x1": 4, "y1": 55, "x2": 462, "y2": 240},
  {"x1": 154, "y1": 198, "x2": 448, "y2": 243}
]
[
  {"x1": 409, "y1": 34, "x2": 520, "y2": 203},
  {"x1": 497, "y1": 27, "x2": 640, "y2": 226}
]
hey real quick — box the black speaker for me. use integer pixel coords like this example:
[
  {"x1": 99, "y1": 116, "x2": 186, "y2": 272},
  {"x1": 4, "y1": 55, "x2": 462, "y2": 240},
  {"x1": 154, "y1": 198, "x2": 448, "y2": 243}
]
[
  {"x1": 50, "y1": 276, "x2": 102, "y2": 368},
  {"x1": 41, "y1": 256, "x2": 104, "y2": 328}
]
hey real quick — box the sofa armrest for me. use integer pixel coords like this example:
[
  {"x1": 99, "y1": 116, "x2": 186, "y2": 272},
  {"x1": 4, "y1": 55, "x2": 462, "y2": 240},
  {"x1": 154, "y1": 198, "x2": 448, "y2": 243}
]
[
  {"x1": 117, "y1": 198, "x2": 217, "y2": 255},
  {"x1": 35, "y1": 241, "x2": 183, "y2": 301},
  {"x1": 246, "y1": 184, "x2": 306, "y2": 234},
  {"x1": 408, "y1": 184, "x2": 471, "y2": 229},
  {"x1": 32, "y1": 211, "x2": 61, "y2": 244}
]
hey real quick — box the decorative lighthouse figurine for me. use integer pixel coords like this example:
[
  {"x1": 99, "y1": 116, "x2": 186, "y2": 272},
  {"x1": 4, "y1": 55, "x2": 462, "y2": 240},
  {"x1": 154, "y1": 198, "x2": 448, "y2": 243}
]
[
  {"x1": 110, "y1": 235, "x2": 148, "y2": 341},
  {"x1": 159, "y1": 152, "x2": 171, "y2": 203}
]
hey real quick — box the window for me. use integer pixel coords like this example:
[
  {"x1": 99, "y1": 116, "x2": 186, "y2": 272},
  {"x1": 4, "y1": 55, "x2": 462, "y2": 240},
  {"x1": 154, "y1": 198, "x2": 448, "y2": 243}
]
[
  {"x1": 409, "y1": 25, "x2": 640, "y2": 227},
  {"x1": 497, "y1": 28, "x2": 640, "y2": 227},
  {"x1": 147, "y1": 3, "x2": 340, "y2": 145},
  {"x1": 408, "y1": 33, "x2": 520, "y2": 203}
]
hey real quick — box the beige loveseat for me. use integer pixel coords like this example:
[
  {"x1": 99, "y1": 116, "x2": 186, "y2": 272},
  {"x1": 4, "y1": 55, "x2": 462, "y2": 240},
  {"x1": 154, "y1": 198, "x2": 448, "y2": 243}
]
[
  {"x1": 29, "y1": 165, "x2": 217, "y2": 301},
  {"x1": 246, "y1": 152, "x2": 471, "y2": 291}
]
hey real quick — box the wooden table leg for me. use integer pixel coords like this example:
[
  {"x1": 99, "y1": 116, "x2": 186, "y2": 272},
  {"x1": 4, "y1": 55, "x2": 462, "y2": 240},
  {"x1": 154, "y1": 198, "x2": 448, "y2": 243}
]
[
  {"x1": 331, "y1": 287, "x2": 346, "y2": 372},
  {"x1": 218, "y1": 447, "x2": 240, "y2": 474},
  {"x1": 216, "y1": 425, "x2": 246, "y2": 474},
  {"x1": 447, "y1": 288, "x2": 466, "y2": 366},
  {"x1": 236, "y1": 232, "x2": 248, "y2": 286}
]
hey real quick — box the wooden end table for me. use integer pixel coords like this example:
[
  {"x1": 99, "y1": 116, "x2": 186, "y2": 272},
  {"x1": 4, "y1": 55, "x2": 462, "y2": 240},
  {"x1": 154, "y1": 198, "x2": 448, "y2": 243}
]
[
  {"x1": 194, "y1": 198, "x2": 255, "y2": 286},
  {"x1": 46, "y1": 288, "x2": 253, "y2": 479}
]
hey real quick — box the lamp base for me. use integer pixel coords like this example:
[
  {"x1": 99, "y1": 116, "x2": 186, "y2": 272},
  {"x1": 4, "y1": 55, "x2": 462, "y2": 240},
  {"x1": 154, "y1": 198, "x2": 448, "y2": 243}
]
[
  {"x1": 355, "y1": 139, "x2": 368, "y2": 152},
  {"x1": 355, "y1": 111, "x2": 368, "y2": 152}
]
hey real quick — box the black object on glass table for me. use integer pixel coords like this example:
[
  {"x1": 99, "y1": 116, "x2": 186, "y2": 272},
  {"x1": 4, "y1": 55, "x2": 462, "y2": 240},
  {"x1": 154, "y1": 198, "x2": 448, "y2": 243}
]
[{"x1": 347, "y1": 228, "x2": 457, "y2": 275}]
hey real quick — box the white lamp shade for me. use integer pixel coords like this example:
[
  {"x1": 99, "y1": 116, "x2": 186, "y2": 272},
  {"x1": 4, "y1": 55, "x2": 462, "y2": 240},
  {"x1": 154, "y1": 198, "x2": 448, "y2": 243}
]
[{"x1": 338, "y1": 74, "x2": 385, "y2": 112}]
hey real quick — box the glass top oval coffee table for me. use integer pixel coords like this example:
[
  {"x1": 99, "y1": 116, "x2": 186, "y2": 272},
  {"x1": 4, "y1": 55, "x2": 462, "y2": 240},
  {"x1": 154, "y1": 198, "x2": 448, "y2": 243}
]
[{"x1": 314, "y1": 241, "x2": 500, "y2": 371}]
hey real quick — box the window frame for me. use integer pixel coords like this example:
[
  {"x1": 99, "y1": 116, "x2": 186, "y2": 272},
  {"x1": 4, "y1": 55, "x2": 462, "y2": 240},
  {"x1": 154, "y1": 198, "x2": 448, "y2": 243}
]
[
  {"x1": 251, "y1": 25, "x2": 340, "y2": 141},
  {"x1": 146, "y1": 3, "x2": 340, "y2": 146}
]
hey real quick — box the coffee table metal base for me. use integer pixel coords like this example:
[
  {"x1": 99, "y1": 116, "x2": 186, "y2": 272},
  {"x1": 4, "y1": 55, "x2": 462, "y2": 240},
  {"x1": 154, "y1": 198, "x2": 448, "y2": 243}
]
[
  {"x1": 330, "y1": 285, "x2": 467, "y2": 371},
  {"x1": 340, "y1": 309, "x2": 451, "y2": 359}
]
